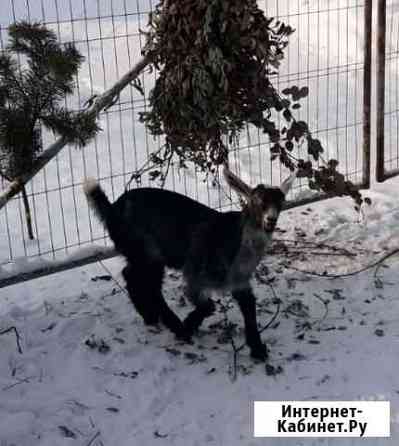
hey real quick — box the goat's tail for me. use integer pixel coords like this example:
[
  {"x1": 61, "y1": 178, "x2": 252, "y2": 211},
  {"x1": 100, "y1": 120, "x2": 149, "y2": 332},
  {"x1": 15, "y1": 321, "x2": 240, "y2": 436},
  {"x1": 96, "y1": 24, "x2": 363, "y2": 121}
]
[{"x1": 83, "y1": 178, "x2": 113, "y2": 227}]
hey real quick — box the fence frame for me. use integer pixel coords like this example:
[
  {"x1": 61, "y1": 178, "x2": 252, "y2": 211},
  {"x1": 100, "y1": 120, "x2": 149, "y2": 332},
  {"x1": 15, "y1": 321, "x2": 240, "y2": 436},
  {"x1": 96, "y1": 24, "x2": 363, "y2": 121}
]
[
  {"x1": 376, "y1": 0, "x2": 388, "y2": 182},
  {"x1": 0, "y1": 0, "x2": 374, "y2": 289},
  {"x1": 374, "y1": 0, "x2": 399, "y2": 182}
]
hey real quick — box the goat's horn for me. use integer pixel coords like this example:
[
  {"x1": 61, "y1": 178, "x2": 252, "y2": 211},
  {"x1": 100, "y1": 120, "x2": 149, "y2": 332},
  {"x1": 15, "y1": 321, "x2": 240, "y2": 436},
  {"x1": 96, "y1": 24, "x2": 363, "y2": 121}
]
[
  {"x1": 223, "y1": 166, "x2": 252, "y2": 198},
  {"x1": 280, "y1": 170, "x2": 297, "y2": 195}
]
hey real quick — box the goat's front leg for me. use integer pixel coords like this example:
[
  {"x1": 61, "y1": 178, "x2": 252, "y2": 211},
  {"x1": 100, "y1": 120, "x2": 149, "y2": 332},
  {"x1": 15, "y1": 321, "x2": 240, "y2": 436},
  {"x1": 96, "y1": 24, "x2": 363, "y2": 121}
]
[
  {"x1": 184, "y1": 299, "x2": 215, "y2": 335},
  {"x1": 158, "y1": 297, "x2": 191, "y2": 341},
  {"x1": 182, "y1": 284, "x2": 215, "y2": 335},
  {"x1": 232, "y1": 286, "x2": 268, "y2": 360}
]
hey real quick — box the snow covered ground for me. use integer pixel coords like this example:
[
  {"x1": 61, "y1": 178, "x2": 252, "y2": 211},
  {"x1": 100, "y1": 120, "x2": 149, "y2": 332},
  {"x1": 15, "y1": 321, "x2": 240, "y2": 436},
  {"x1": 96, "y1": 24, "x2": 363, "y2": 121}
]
[
  {"x1": 1, "y1": 1, "x2": 399, "y2": 444},
  {"x1": 1, "y1": 177, "x2": 399, "y2": 445}
]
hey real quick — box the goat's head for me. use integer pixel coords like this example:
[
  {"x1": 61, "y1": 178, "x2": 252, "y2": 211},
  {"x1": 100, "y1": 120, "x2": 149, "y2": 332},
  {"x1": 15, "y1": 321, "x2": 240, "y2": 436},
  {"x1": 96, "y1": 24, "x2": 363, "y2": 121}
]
[{"x1": 223, "y1": 166, "x2": 296, "y2": 232}]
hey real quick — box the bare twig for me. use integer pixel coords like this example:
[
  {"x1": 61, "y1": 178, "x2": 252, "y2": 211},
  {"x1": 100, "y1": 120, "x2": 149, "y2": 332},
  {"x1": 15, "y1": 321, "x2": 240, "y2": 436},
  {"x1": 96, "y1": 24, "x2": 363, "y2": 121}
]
[
  {"x1": 235, "y1": 284, "x2": 281, "y2": 353},
  {"x1": 273, "y1": 238, "x2": 361, "y2": 257},
  {"x1": 260, "y1": 284, "x2": 281, "y2": 334},
  {"x1": 126, "y1": 148, "x2": 175, "y2": 189},
  {"x1": 86, "y1": 431, "x2": 101, "y2": 446},
  {"x1": 283, "y1": 247, "x2": 399, "y2": 279},
  {"x1": 210, "y1": 169, "x2": 234, "y2": 204},
  {"x1": 2, "y1": 376, "x2": 34, "y2": 391},
  {"x1": 125, "y1": 147, "x2": 164, "y2": 190},
  {"x1": 159, "y1": 152, "x2": 175, "y2": 188},
  {"x1": 0, "y1": 326, "x2": 22, "y2": 353},
  {"x1": 230, "y1": 336, "x2": 238, "y2": 382},
  {"x1": 217, "y1": 296, "x2": 240, "y2": 382},
  {"x1": 98, "y1": 260, "x2": 127, "y2": 296},
  {"x1": 311, "y1": 293, "x2": 329, "y2": 328},
  {"x1": 278, "y1": 250, "x2": 357, "y2": 258},
  {"x1": 105, "y1": 389, "x2": 122, "y2": 400},
  {"x1": 373, "y1": 251, "x2": 392, "y2": 285},
  {"x1": 226, "y1": 287, "x2": 282, "y2": 382},
  {"x1": 21, "y1": 186, "x2": 34, "y2": 239},
  {"x1": 154, "y1": 430, "x2": 168, "y2": 439}
]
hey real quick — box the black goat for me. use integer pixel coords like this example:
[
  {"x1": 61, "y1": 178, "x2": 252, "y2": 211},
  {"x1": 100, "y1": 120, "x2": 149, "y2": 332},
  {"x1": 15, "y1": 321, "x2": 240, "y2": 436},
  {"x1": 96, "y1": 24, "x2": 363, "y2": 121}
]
[{"x1": 84, "y1": 166, "x2": 295, "y2": 360}]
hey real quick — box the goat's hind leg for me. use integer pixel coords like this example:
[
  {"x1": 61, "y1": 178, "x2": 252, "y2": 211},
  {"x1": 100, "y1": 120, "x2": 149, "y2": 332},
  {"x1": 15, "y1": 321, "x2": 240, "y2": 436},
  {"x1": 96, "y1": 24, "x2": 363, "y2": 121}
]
[
  {"x1": 232, "y1": 286, "x2": 268, "y2": 360},
  {"x1": 123, "y1": 263, "x2": 189, "y2": 341},
  {"x1": 122, "y1": 263, "x2": 159, "y2": 325}
]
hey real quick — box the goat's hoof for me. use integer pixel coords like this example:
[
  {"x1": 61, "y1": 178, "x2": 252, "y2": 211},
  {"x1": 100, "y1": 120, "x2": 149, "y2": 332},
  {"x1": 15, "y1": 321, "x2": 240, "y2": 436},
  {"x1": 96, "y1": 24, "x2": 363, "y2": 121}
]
[
  {"x1": 175, "y1": 330, "x2": 192, "y2": 343},
  {"x1": 173, "y1": 323, "x2": 192, "y2": 342},
  {"x1": 143, "y1": 316, "x2": 160, "y2": 326},
  {"x1": 250, "y1": 344, "x2": 268, "y2": 361},
  {"x1": 182, "y1": 321, "x2": 197, "y2": 337}
]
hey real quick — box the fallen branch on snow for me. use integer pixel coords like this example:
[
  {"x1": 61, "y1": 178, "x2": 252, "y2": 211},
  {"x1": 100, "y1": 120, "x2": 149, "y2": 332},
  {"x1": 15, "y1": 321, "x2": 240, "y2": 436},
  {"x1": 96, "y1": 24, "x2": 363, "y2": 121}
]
[
  {"x1": 225, "y1": 282, "x2": 281, "y2": 382},
  {"x1": 2, "y1": 376, "x2": 34, "y2": 391},
  {"x1": 283, "y1": 247, "x2": 399, "y2": 279},
  {"x1": 0, "y1": 325, "x2": 22, "y2": 354},
  {"x1": 86, "y1": 431, "x2": 101, "y2": 446}
]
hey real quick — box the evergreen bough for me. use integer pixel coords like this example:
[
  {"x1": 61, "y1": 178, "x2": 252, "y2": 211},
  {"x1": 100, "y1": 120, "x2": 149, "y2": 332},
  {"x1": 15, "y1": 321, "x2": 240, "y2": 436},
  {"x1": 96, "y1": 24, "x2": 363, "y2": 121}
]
[{"x1": 0, "y1": 21, "x2": 100, "y2": 238}]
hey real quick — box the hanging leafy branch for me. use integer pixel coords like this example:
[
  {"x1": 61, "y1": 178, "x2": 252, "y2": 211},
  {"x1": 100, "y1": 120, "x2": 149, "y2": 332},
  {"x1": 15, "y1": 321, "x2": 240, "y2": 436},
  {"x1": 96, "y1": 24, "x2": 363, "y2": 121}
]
[
  {"x1": 0, "y1": 21, "x2": 100, "y2": 238},
  {"x1": 135, "y1": 0, "x2": 367, "y2": 207}
]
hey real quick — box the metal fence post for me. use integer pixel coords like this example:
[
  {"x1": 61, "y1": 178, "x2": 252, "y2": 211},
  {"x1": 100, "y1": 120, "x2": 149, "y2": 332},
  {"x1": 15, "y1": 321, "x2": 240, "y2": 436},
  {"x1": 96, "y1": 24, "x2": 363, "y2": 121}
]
[
  {"x1": 362, "y1": 0, "x2": 373, "y2": 189},
  {"x1": 376, "y1": 0, "x2": 386, "y2": 182}
]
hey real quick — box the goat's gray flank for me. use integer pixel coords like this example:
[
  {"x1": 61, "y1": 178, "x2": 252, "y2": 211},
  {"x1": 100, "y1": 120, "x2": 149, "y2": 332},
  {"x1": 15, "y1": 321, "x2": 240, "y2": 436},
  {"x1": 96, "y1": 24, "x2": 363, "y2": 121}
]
[{"x1": 225, "y1": 223, "x2": 272, "y2": 290}]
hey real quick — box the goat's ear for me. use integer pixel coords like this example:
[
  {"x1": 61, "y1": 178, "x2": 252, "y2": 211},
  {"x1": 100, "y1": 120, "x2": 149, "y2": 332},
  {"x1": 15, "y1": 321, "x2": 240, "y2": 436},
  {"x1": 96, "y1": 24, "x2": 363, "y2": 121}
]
[
  {"x1": 223, "y1": 165, "x2": 252, "y2": 199},
  {"x1": 280, "y1": 170, "x2": 296, "y2": 195}
]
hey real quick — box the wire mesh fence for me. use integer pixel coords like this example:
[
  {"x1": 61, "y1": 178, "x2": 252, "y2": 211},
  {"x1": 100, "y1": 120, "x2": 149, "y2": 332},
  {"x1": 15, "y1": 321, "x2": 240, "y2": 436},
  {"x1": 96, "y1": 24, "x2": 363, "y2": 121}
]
[{"x1": 0, "y1": 0, "x2": 372, "y2": 286}]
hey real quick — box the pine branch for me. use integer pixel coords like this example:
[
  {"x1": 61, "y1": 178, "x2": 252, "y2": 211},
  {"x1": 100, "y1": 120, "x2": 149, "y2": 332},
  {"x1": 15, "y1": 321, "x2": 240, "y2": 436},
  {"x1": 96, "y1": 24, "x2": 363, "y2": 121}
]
[
  {"x1": 0, "y1": 55, "x2": 30, "y2": 104},
  {"x1": 0, "y1": 53, "x2": 151, "y2": 211}
]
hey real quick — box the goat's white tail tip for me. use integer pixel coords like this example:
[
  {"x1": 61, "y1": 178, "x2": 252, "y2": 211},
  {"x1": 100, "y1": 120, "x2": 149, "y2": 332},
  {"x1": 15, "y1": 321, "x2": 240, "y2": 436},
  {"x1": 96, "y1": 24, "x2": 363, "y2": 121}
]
[{"x1": 83, "y1": 177, "x2": 98, "y2": 196}]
